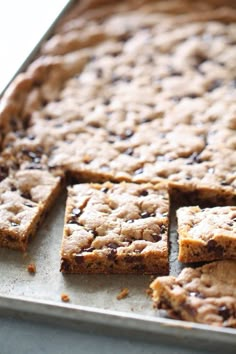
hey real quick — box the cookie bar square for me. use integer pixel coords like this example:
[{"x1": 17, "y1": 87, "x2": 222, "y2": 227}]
[
  {"x1": 150, "y1": 260, "x2": 236, "y2": 328},
  {"x1": 0, "y1": 170, "x2": 61, "y2": 251},
  {"x1": 177, "y1": 206, "x2": 236, "y2": 263},
  {"x1": 61, "y1": 181, "x2": 169, "y2": 274}
]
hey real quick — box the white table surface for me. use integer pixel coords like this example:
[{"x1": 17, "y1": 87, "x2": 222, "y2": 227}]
[
  {"x1": 0, "y1": 0, "x2": 69, "y2": 94},
  {"x1": 0, "y1": 2, "x2": 234, "y2": 353}
]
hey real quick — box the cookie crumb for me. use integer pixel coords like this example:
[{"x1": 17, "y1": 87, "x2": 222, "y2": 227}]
[
  {"x1": 27, "y1": 263, "x2": 36, "y2": 274},
  {"x1": 116, "y1": 288, "x2": 129, "y2": 300},
  {"x1": 146, "y1": 288, "x2": 153, "y2": 297},
  {"x1": 61, "y1": 293, "x2": 70, "y2": 302}
]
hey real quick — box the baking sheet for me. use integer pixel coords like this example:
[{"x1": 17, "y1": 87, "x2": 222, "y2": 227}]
[
  {"x1": 0, "y1": 0, "x2": 235, "y2": 349},
  {"x1": 0, "y1": 193, "x2": 235, "y2": 343}
]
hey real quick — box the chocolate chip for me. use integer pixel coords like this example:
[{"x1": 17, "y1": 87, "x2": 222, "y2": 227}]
[
  {"x1": 227, "y1": 221, "x2": 233, "y2": 227},
  {"x1": 72, "y1": 208, "x2": 81, "y2": 217},
  {"x1": 0, "y1": 166, "x2": 9, "y2": 182},
  {"x1": 107, "y1": 242, "x2": 119, "y2": 249},
  {"x1": 25, "y1": 164, "x2": 43, "y2": 170},
  {"x1": 194, "y1": 54, "x2": 207, "y2": 69},
  {"x1": 207, "y1": 239, "x2": 224, "y2": 257},
  {"x1": 187, "y1": 152, "x2": 201, "y2": 164},
  {"x1": 207, "y1": 79, "x2": 222, "y2": 92},
  {"x1": 101, "y1": 187, "x2": 109, "y2": 193},
  {"x1": 10, "y1": 184, "x2": 17, "y2": 192},
  {"x1": 169, "y1": 70, "x2": 182, "y2": 77},
  {"x1": 14, "y1": 131, "x2": 25, "y2": 138},
  {"x1": 60, "y1": 259, "x2": 70, "y2": 272},
  {"x1": 68, "y1": 220, "x2": 81, "y2": 225},
  {"x1": 141, "y1": 117, "x2": 152, "y2": 124},
  {"x1": 134, "y1": 167, "x2": 144, "y2": 175},
  {"x1": 147, "y1": 55, "x2": 154, "y2": 64},
  {"x1": 24, "y1": 202, "x2": 34, "y2": 208},
  {"x1": 103, "y1": 98, "x2": 111, "y2": 105},
  {"x1": 152, "y1": 233, "x2": 161, "y2": 242},
  {"x1": 140, "y1": 211, "x2": 150, "y2": 218},
  {"x1": 120, "y1": 129, "x2": 134, "y2": 140},
  {"x1": 127, "y1": 219, "x2": 134, "y2": 223},
  {"x1": 9, "y1": 117, "x2": 18, "y2": 129},
  {"x1": 189, "y1": 291, "x2": 205, "y2": 299},
  {"x1": 107, "y1": 249, "x2": 117, "y2": 261},
  {"x1": 96, "y1": 68, "x2": 103, "y2": 78},
  {"x1": 6, "y1": 235, "x2": 16, "y2": 242},
  {"x1": 218, "y1": 306, "x2": 231, "y2": 321},
  {"x1": 186, "y1": 93, "x2": 199, "y2": 99},
  {"x1": 111, "y1": 74, "x2": 120, "y2": 83},
  {"x1": 124, "y1": 147, "x2": 134, "y2": 156},
  {"x1": 75, "y1": 254, "x2": 84, "y2": 264},
  {"x1": 183, "y1": 303, "x2": 197, "y2": 317},
  {"x1": 91, "y1": 229, "x2": 98, "y2": 237},
  {"x1": 21, "y1": 191, "x2": 32, "y2": 200},
  {"x1": 27, "y1": 134, "x2": 35, "y2": 140},
  {"x1": 83, "y1": 247, "x2": 95, "y2": 253},
  {"x1": 220, "y1": 181, "x2": 229, "y2": 186},
  {"x1": 139, "y1": 190, "x2": 148, "y2": 196},
  {"x1": 160, "y1": 225, "x2": 167, "y2": 234},
  {"x1": 10, "y1": 222, "x2": 18, "y2": 227},
  {"x1": 207, "y1": 239, "x2": 217, "y2": 252}
]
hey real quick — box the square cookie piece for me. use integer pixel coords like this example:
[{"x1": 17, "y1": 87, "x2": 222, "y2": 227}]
[
  {"x1": 150, "y1": 260, "x2": 236, "y2": 328},
  {"x1": 177, "y1": 206, "x2": 236, "y2": 263},
  {"x1": 0, "y1": 170, "x2": 61, "y2": 251},
  {"x1": 61, "y1": 182, "x2": 169, "y2": 274}
]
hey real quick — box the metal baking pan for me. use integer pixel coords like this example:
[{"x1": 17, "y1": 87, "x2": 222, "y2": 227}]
[{"x1": 0, "y1": 1, "x2": 235, "y2": 352}]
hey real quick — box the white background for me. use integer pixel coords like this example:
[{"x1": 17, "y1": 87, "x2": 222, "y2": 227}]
[{"x1": 0, "y1": 0, "x2": 70, "y2": 94}]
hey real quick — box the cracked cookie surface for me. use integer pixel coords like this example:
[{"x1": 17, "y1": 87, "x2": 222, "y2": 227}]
[
  {"x1": 150, "y1": 260, "x2": 236, "y2": 328},
  {"x1": 177, "y1": 206, "x2": 236, "y2": 262},
  {"x1": 61, "y1": 182, "x2": 169, "y2": 274}
]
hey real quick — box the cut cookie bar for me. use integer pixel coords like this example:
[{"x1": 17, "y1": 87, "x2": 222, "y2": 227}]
[
  {"x1": 150, "y1": 260, "x2": 236, "y2": 328},
  {"x1": 0, "y1": 169, "x2": 61, "y2": 251},
  {"x1": 177, "y1": 206, "x2": 236, "y2": 263},
  {"x1": 61, "y1": 182, "x2": 169, "y2": 274}
]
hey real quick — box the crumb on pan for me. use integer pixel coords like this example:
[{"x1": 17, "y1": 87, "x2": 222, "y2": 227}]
[
  {"x1": 27, "y1": 263, "x2": 36, "y2": 274},
  {"x1": 61, "y1": 293, "x2": 70, "y2": 302},
  {"x1": 116, "y1": 288, "x2": 129, "y2": 300}
]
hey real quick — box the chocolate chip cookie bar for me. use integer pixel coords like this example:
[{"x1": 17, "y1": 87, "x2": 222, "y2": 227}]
[
  {"x1": 0, "y1": 169, "x2": 61, "y2": 251},
  {"x1": 150, "y1": 260, "x2": 236, "y2": 328},
  {"x1": 1, "y1": 0, "x2": 235, "y2": 206},
  {"x1": 61, "y1": 182, "x2": 169, "y2": 274},
  {"x1": 177, "y1": 206, "x2": 236, "y2": 263}
]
